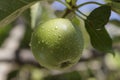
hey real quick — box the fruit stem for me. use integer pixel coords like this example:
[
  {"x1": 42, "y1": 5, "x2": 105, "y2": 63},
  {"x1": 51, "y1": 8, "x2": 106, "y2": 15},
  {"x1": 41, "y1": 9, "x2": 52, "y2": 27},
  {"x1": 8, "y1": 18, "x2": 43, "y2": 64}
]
[
  {"x1": 62, "y1": 8, "x2": 72, "y2": 18},
  {"x1": 56, "y1": 0, "x2": 72, "y2": 10}
]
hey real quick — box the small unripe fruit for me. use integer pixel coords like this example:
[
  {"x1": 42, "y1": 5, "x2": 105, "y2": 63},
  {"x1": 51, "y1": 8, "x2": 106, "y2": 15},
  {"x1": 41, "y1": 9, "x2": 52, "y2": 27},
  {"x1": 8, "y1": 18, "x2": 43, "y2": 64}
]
[{"x1": 30, "y1": 18, "x2": 84, "y2": 70}]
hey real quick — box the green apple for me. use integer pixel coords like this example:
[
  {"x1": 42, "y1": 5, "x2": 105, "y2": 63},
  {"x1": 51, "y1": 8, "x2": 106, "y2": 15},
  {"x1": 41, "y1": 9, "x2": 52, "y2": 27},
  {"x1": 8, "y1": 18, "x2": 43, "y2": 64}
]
[{"x1": 30, "y1": 18, "x2": 84, "y2": 70}]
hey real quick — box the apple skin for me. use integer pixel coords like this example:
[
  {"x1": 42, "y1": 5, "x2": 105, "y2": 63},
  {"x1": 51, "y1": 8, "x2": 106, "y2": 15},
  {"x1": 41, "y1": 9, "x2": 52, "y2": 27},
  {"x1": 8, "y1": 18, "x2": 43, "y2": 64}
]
[{"x1": 30, "y1": 18, "x2": 84, "y2": 70}]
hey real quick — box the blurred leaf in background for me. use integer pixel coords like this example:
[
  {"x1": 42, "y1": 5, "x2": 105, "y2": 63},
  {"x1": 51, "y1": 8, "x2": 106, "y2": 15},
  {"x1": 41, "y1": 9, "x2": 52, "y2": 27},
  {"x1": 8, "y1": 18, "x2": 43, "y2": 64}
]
[
  {"x1": 31, "y1": 1, "x2": 56, "y2": 29},
  {"x1": 19, "y1": 9, "x2": 33, "y2": 49},
  {"x1": 44, "y1": 71, "x2": 82, "y2": 80},
  {"x1": 0, "y1": 24, "x2": 13, "y2": 47},
  {"x1": 7, "y1": 69, "x2": 20, "y2": 80}
]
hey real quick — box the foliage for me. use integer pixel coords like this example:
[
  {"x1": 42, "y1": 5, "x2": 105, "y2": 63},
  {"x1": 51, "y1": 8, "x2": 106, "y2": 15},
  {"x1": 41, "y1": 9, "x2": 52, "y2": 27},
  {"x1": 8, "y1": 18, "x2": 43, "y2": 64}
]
[{"x1": 0, "y1": 0, "x2": 120, "y2": 80}]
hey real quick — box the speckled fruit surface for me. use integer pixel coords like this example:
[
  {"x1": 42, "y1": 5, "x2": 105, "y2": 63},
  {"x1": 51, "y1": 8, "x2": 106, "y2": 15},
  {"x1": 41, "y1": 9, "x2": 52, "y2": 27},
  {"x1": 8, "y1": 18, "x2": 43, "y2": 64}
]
[{"x1": 30, "y1": 18, "x2": 84, "y2": 70}]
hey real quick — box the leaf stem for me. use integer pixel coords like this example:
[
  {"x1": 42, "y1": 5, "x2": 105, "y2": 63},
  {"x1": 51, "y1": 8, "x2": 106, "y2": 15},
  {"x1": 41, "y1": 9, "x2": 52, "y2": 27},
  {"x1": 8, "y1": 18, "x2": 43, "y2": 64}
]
[
  {"x1": 76, "y1": 9, "x2": 87, "y2": 17},
  {"x1": 57, "y1": 1, "x2": 103, "y2": 20},
  {"x1": 77, "y1": 1, "x2": 103, "y2": 8},
  {"x1": 75, "y1": 13, "x2": 85, "y2": 21}
]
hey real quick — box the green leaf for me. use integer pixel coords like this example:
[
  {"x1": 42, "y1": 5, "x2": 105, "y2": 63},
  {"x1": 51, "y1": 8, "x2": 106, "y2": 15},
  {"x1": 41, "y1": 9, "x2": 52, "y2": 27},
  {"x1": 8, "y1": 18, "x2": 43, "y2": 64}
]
[
  {"x1": 87, "y1": 5, "x2": 111, "y2": 29},
  {"x1": 7, "y1": 69, "x2": 19, "y2": 80},
  {"x1": 109, "y1": 19, "x2": 120, "y2": 27},
  {"x1": 112, "y1": 0, "x2": 120, "y2": 2},
  {"x1": 71, "y1": 16, "x2": 84, "y2": 49},
  {"x1": 31, "y1": 1, "x2": 56, "y2": 28},
  {"x1": 0, "y1": 0, "x2": 39, "y2": 27},
  {"x1": 105, "y1": 0, "x2": 120, "y2": 14},
  {"x1": 66, "y1": 0, "x2": 71, "y2": 3},
  {"x1": 85, "y1": 5, "x2": 114, "y2": 54},
  {"x1": 111, "y1": 1, "x2": 120, "y2": 14},
  {"x1": 20, "y1": 9, "x2": 33, "y2": 48},
  {"x1": 65, "y1": 0, "x2": 77, "y2": 6},
  {"x1": 0, "y1": 24, "x2": 13, "y2": 46},
  {"x1": 38, "y1": 1, "x2": 56, "y2": 24},
  {"x1": 44, "y1": 71, "x2": 82, "y2": 80}
]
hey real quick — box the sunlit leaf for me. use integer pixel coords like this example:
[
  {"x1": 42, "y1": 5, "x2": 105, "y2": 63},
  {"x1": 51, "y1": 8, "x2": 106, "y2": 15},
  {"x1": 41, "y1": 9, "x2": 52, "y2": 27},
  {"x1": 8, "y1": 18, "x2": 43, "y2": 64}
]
[{"x1": 0, "y1": 0, "x2": 39, "y2": 27}]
